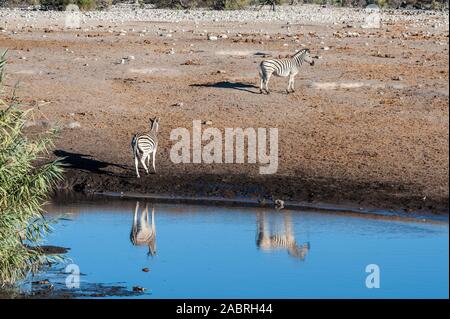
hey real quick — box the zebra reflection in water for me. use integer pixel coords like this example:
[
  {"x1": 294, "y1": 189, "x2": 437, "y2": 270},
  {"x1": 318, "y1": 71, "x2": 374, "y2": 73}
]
[
  {"x1": 130, "y1": 202, "x2": 156, "y2": 257},
  {"x1": 256, "y1": 212, "x2": 310, "y2": 260}
]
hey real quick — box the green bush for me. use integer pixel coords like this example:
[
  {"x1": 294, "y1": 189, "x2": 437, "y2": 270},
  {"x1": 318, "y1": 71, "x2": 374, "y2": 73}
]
[
  {"x1": 37, "y1": 0, "x2": 64, "y2": 9},
  {"x1": 431, "y1": 0, "x2": 448, "y2": 9},
  {"x1": 39, "y1": 0, "x2": 111, "y2": 10},
  {"x1": 215, "y1": 0, "x2": 252, "y2": 9},
  {"x1": 148, "y1": 0, "x2": 280, "y2": 9},
  {"x1": 0, "y1": 51, "x2": 64, "y2": 286},
  {"x1": 0, "y1": 0, "x2": 39, "y2": 6},
  {"x1": 77, "y1": 0, "x2": 97, "y2": 9}
]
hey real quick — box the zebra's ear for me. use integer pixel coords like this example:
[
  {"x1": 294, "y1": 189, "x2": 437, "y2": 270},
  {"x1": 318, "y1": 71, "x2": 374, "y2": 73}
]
[{"x1": 150, "y1": 117, "x2": 159, "y2": 132}]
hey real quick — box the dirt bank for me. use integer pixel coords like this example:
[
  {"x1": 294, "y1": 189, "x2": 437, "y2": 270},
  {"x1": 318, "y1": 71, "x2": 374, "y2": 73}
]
[{"x1": 1, "y1": 6, "x2": 448, "y2": 213}]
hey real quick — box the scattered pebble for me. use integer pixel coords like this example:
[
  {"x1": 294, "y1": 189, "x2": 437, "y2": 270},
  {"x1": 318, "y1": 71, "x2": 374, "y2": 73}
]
[
  {"x1": 274, "y1": 199, "x2": 285, "y2": 210},
  {"x1": 66, "y1": 121, "x2": 81, "y2": 129},
  {"x1": 2, "y1": 5, "x2": 444, "y2": 27}
]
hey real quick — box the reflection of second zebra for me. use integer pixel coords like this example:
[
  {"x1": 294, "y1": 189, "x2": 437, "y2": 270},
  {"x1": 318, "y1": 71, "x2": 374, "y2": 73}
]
[
  {"x1": 256, "y1": 212, "x2": 310, "y2": 260},
  {"x1": 130, "y1": 202, "x2": 156, "y2": 257}
]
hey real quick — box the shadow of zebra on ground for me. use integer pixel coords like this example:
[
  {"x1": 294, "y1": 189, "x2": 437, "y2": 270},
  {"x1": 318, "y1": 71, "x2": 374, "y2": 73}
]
[{"x1": 190, "y1": 81, "x2": 260, "y2": 94}]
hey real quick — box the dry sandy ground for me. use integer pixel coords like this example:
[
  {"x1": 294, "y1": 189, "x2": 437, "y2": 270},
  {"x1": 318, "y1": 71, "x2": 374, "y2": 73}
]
[{"x1": 0, "y1": 6, "x2": 448, "y2": 212}]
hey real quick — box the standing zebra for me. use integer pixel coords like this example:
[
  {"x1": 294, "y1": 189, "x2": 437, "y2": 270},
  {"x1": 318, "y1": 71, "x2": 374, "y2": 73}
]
[
  {"x1": 131, "y1": 117, "x2": 159, "y2": 178},
  {"x1": 256, "y1": 212, "x2": 310, "y2": 260},
  {"x1": 130, "y1": 201, "x2": 156, "y2": 257},
  {"x1": 259, "y1": 48, "x2": 315, "y2": 94}
]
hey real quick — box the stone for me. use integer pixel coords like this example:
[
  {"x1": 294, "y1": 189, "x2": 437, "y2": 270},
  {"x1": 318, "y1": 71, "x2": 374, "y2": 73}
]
[
  {"x1": 274, "y1": 199, "x2": 285, "y2": 210},
  {"x1": 66, "y1": 121, "x2": 81, "y2": 129}
]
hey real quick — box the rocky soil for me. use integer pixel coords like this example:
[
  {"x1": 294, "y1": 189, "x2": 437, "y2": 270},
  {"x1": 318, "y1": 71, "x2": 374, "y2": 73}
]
[{"x1": 0, "y1": 4, "x2": 448, "y2": 213}]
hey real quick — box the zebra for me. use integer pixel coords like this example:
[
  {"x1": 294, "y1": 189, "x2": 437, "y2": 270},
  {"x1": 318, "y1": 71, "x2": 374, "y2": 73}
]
[
  {"x1": 130, "y1": 201, "x2": 156, "y2": 257},
  {"x1": 256, "y1": 212, "x2": 310, "y2": 260},
  {"x1": 258, "y1": 48, "x2": 315, "y2": 94},
  {"x1": 131, "y1": 117, "x2": 159, "y2": 178}
]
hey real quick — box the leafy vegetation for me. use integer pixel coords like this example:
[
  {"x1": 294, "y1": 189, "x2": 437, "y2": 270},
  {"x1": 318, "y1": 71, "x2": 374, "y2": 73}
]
[
  {"x1": 37, "y1": 0, "x2": 111, "y2": 10},
  {"x1": 0, "y1": 0, "x2": 112, "y2": 10},
  {"x1": 0, "y1": 51, "x2": 64, "y2": 286}
]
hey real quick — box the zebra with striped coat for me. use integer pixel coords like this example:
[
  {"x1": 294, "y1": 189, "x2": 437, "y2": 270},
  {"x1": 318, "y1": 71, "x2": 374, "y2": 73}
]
[
  {"x1": 259, "y1": 48, "x2": 315, "y2": 94},
  {"x1": 130, "y1": 202, "x2": 156, "y2": 257},
  {"x1": 256, "y1": 212, "x2": 310, "y2": 260},
  {"x1": 131, "y1": 117, "x2": 159, "y2": 178}
]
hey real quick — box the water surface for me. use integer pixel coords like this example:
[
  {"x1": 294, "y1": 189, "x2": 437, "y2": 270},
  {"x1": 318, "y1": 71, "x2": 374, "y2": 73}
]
[{"x1": 36, "y1": 198, "x2": 448, "y2": 298}]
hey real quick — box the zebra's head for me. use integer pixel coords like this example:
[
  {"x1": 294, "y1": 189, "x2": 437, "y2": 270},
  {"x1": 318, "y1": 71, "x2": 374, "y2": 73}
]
[
  {"x1": 150, "y1": 117, "x2": 160, "y2": 133},
  {"x1": 288, "y1": 242, "x2": 310, "y2": 260},
  {"x1": 303, "y1": 49, "x2": 315, "y2": 66},
  {"x1": 294, "y1": 49, "x2": 315, "y2": 66}
]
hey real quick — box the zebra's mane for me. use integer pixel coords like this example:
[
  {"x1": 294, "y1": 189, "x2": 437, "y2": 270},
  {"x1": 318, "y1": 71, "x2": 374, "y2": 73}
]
[{"x1": 292, "y1": 48, "x2": 309, "y2": 59}]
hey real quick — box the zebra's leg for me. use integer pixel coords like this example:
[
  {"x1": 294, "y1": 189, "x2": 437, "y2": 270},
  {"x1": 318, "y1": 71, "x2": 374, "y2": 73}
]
[
  {"x1": 134, "y1": 202, "x2": 139, "y2": 226},
  {"x1": 140, "y1": 204, "x2": 147, "y2": 226},
  {"x1": 134, "y1": 153, "x2": 140, "y2": 178},
  {"x1": 265, "y1": 74, "x2": 271, "y2": 94},
  {"x1": 140, "y1": 153, "x2": 149, "y2": 175},
  {"x1": 284, "y1": 212, "x2": 295, "y2": 242},
  {"x1": 131, "y1": 202, "x2": 139, "y2": 243},
  {"x1": 287, "y1": 75, "x2": 294, "y2": 93},
  {"x1": 151, "y1": 207, "x2": 155, "y2": 235},
  {"x1": 259, "y1": 66, "x2": 267, "y2": 94},
  {"x1": 151, "y1": 207, "x2": 155, "y2": 229},
  {"x1": 256, "y1": 212, "x2": 271, "y2": 249},
  {"x1": 144, "y1": 204, "x2": 149, "y2": 224},
  {"x1": 291, "y1": 75, "x2": 296, "y2": 93},
  {"x1": 151, "y1": 146, "x2": 157, "y2": 173}
]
